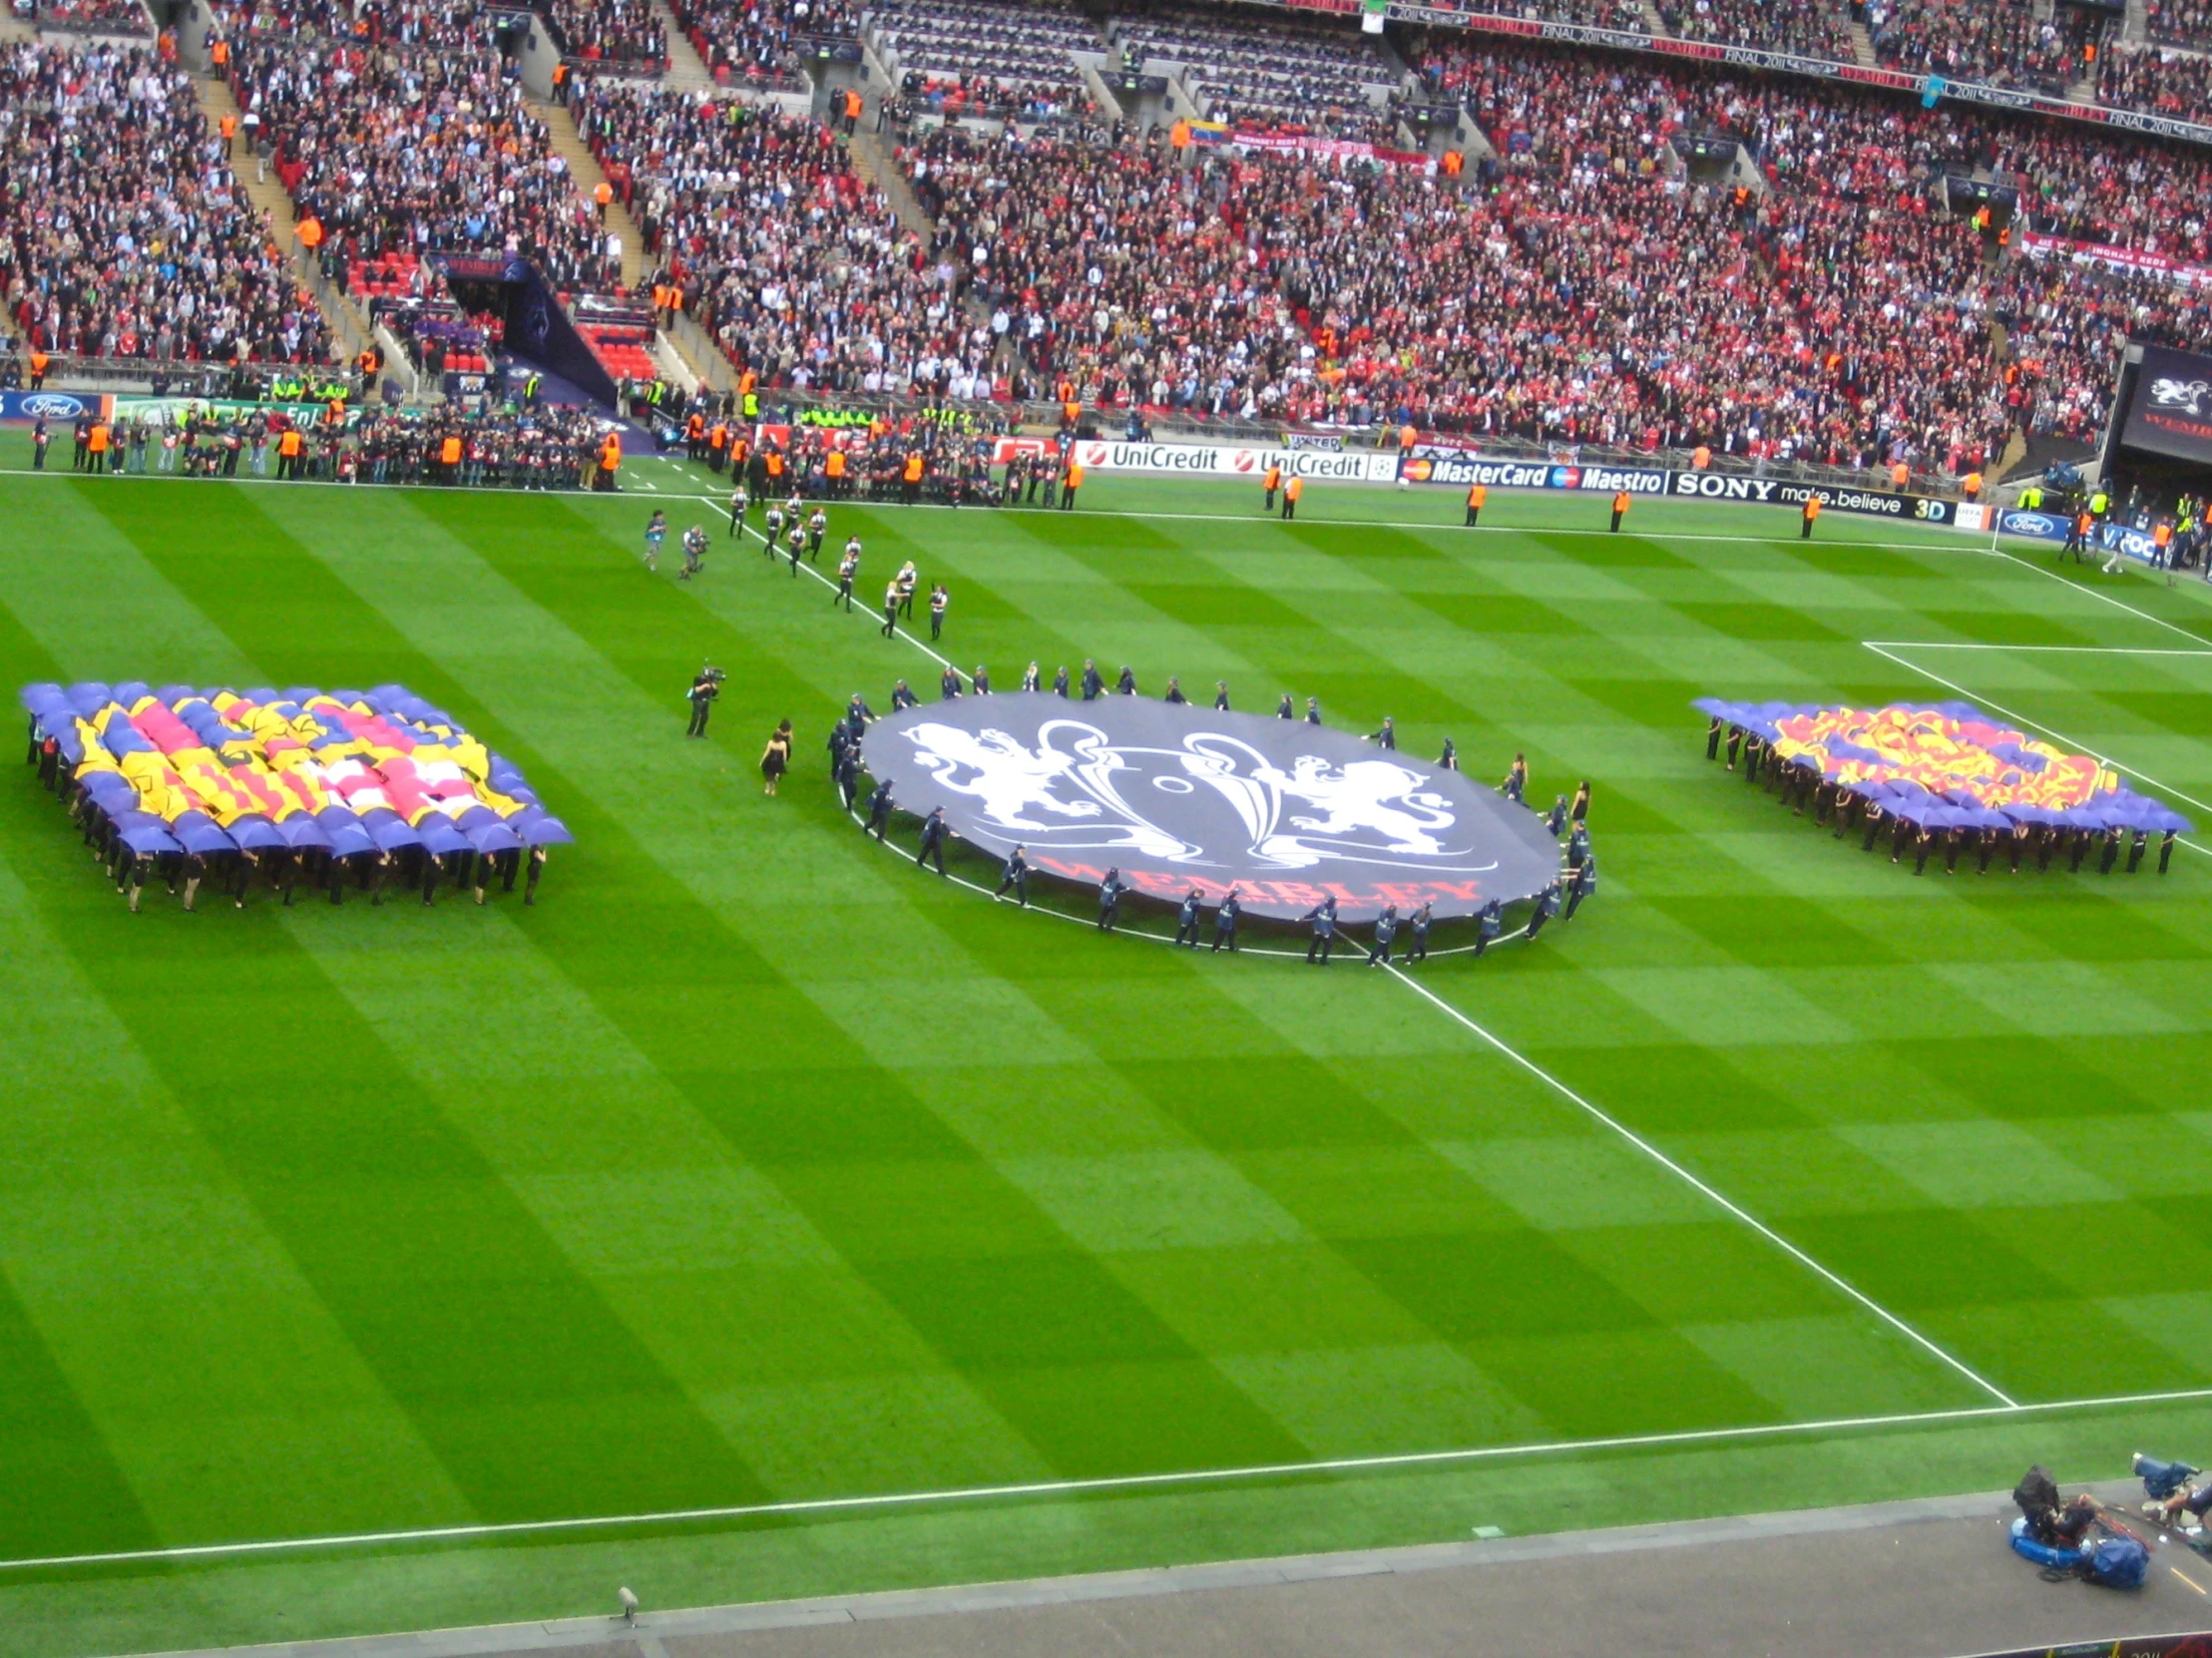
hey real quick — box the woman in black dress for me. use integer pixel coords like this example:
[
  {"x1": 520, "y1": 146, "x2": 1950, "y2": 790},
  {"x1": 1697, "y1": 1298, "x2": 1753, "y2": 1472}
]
[{"x1": 761, "y1": 719, "x2": 791, "y2": 796}]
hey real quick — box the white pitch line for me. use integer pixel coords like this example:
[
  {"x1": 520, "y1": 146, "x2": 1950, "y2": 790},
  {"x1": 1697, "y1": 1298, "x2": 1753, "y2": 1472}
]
[
  {"x1": 658, "y1": 469, "x2": 1974, "y2": 551},
  {"x1": 1863, "y1": 641, "x2": 2212, "y2": 858},
  {"x1": 1865, "y1": 640, "x2": 2212, "y2": 657},
  {"x1": 696, "y1": 481, "x2": 2017, "y2": 1410},
  {"x1": 687, "y1": 493, "x2": 963, "y2": 678},
  {"x1": 12, "y1": 1384, "x2": 2212, "y2": 1573},
  {"x1": 1984, "y1": 545, "x2": 2212, "y2": 647},
  {"x1": 1378, "y1": 965, "x2": 2019, "y2": 1408}
]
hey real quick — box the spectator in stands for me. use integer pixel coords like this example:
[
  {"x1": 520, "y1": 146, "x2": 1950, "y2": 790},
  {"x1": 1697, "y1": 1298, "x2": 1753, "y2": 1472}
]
[{"x1": 0, "y1": 42, "x2": 329, "y2": 370}]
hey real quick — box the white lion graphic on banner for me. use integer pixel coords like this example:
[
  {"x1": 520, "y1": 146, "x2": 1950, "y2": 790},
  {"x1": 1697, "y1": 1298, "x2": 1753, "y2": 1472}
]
[
  {"x1": 2149, "y1": 376, "x2": 2212, "y2": 416},
  {"x1": 895, "y1": 716, "x2": 1497, "y2": 873}
]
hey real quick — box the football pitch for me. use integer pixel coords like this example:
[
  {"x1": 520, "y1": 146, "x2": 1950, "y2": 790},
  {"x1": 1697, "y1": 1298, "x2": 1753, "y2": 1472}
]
[{"x1": 4, "y1": 458, "x2": 2212, "y2": 1656}]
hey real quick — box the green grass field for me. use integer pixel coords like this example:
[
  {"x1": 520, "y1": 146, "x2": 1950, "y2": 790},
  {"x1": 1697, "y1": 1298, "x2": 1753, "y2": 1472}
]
[{"x1": 5, "y1": 457, "x2": 2212, "y2": 1657}]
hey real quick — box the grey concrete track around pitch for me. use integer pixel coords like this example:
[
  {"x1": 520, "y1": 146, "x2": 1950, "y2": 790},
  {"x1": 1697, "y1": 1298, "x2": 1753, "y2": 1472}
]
[{"x1": 126, "y1": 1481, "x2": 2212, "y2": 1658}]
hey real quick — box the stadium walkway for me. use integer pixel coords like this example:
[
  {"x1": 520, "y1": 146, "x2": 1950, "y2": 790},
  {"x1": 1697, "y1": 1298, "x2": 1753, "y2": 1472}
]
[{"x1": 138, "y1": 1482, "x2": 2210, "y2": 1658}]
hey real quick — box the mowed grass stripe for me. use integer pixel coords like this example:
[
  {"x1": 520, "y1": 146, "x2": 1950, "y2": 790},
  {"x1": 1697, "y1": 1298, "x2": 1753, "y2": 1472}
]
[
  {"x1": 65, "y1": 480, "x2": 777, "y2": 1524},
  {"x1": 0, "y1": 607, "x2": 163, "y2": 1559},
  {"x1": 604, "y1": 492, "x2": 1991, "y2": 1432},
  {"x1": 0, "y1": 531, "x2": 501, "y2": 1548},
  {"x1": 1001, "y1": 507, "x2": 2203, "y2": 1407},
  {"x1": 238, "y1": 489, "x2": 1073, "y2": 1500},
  {"x1": 304, "y1": 487, "x2": 1316, "y2": 1480}
]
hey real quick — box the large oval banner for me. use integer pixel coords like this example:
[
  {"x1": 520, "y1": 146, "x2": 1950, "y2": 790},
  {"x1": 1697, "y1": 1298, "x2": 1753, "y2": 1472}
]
[{"x1": 860, "y1": 694, "x2": 1562, "y2": 921}]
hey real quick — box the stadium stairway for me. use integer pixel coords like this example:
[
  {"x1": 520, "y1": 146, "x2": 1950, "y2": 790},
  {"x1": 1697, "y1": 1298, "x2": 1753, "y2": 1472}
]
[
  {"x1": 845, "y1": 124, "x2": 937, "y2": 239},
  {"x1": 1639, "y1": 0, "x2": 1669, "y2": 32},
  {"x1": 530, "y1": 97, "x2": 649, "y2": 292},
  {"x1": 190, "y1": 70, "x2": 377, "y2": 369},
  {"x1": 652, "y1": 0, "x2": 719, "y2": 93},
  {"x1": 1847, "y1": 20, "x2": 1877, "y2": 67}
]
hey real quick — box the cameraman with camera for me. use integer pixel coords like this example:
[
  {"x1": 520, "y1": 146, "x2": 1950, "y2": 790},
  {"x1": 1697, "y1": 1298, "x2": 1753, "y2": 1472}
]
[{"x1": 686, "y1": 663, "x2": 724, "y2": 737}]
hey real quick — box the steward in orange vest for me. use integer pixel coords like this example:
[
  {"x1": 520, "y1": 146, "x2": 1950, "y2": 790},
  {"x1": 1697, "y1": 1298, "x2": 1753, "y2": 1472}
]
[{"x1": 1610, "y1": 490, "x2": 1630, "y2": 533}]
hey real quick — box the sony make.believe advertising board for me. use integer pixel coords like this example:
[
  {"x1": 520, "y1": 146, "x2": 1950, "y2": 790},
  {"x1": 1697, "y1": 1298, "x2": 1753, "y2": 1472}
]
[
  {"x1": 1666, "y1": 471, "x2": 1957, "y2": 521},
  {"x1": 2121, "y1": 344, "x2": 2212, "y2": 467},
  {"x1": 860, "y1": 696, "x2": 1563, "y2": 922}
]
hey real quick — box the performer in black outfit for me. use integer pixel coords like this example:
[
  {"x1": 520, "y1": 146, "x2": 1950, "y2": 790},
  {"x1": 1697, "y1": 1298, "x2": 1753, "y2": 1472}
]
[
  {"x1": 1526, "y1": 882, "x2": 1561, "y2": 939},
  {"x1": 1212, "y1": 887, "x2": 1241, "y2": 952},
  {"x1": 996, "y1": 846, "x2": 1030, "y2": 906},
  {"x1": 1098, "y1": 868, "x2": 1127, "y2": 930},
  {"x1": 1366, "y1": 905, "x2": 1398, "y2": 967},
  {"x1": 1303, "y1": 895, "x2": 1338, "y2": 964},
  {"x1": 916, "y1": 806, "x2": 948, "y2": 875},
  {"x1": 1405, "y1": 901, "x2": 1432, "y2": 964},
  {"x1": 1173, "y1": 888, "x2": 1202, "y2": 946},
  {"x1": 1564, "y1": 856, "x2": 1596, "y2": 920},
  {"x1": 865, "y1": 779, "x2": 894, "y2": 840}
]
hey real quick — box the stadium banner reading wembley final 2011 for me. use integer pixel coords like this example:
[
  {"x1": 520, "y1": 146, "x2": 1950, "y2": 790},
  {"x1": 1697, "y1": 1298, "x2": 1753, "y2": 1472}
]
[{"x1": 1375, "y1": 3, "x2": 2212, "y2": 150}]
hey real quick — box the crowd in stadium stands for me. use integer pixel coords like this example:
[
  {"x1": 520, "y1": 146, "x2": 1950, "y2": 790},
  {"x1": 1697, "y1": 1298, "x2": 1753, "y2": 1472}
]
[
  {"x1": 1867, "y1": 0, "x2": 2089, "y2": 90},
  {"x1": 664, "y1": 0, "x2": 857, "y2": 86},
  {"x1": 540, "y1": 0, "x2": 666, "y2": 67},
  {"x1": 1108, "y1": 6, "x2": 1399, "y2": 141},
  {"x1": 227, "y1": 19, "x2": 618, "y2": 292},
  {"x1": 2145, "y1": 0, "x2": 2212, "y2": 44},
  {"x1": 574, "y1": 82, "x2": 950, "y2": 392},
  {"x1": 869, "y1": 0, "x2": 1094, "y2": 123},
  {"x1": 37, "y1": 0, "x2": 154, "y2": 34},
  {"x1": 2091, "y1": 46, "x2": 2212, "y2": 124},
  {"x1": 0, "y1": 43, "x2": 329, "y2": 367},
  {"x1": 1534, "y1": 0, "x2": 1650, "y2": 35},
  {"x1": 1658, "y1": 0, "x2": 1853, "y2": 63}
]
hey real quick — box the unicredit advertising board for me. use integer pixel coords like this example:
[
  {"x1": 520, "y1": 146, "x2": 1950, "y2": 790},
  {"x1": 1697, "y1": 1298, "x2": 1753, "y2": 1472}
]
[{"x1": 1051, "y1": 440, "x2": 1401, "y2": 483}]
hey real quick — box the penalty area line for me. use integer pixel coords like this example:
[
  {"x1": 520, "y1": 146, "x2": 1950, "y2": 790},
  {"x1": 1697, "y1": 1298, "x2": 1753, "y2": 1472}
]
[
  {"x1": 1380, "y1": 963, "x2": 2018, "y2": 1409},
  {"x1": 1864, "y1": 640, "x2": 2212, "y2": 657},
  {"x1": 1862, "y1": 641, "x2": 2212, "y2": 858},
  {"x1": 10, "y1": 1387, "x2": 2212, "y2": 1572}
]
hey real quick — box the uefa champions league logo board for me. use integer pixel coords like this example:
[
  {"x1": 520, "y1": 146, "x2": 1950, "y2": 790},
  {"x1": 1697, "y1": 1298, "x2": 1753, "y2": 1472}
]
[{"x1": 860, "y1": 695, "x2": 1562, "y2": 921}]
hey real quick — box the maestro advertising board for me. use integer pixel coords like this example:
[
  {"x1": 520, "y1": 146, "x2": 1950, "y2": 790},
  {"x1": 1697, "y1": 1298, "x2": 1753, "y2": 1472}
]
[
  {"x1": 1398, "y1": 455, "x2": 1670, "y2": 493},
  {"x1": 859, "y1": 695, "x2": 1563, "y2": 922}
]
